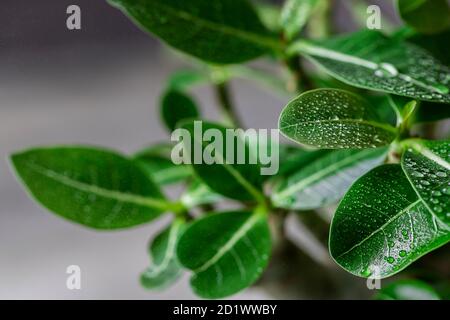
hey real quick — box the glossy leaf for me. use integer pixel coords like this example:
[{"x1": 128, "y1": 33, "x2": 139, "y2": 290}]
[
  {"x1": 11, "y1": 147, "x2": 171, "y2": 229},
  {"x1": 397, "y1": 0, "x2": 450, "y2": 35},
  {"x1": 376, "y1": 279, "x2": 441, "y2": 300},
  {"x1": 141, "y1": 218, "x2": 185, "y2": 289},
  {"x1": 280, "y1": 0, "x2": 318, "y2": 40},
  {"x1": 161, "y1": 90, "x2": 200, "y2": 131},
  {"x1": 272, "y1": 148, "x2": 388, "y2": 210},
  {"x1": 330, "y1": 164, "x2": 450, "y2": 278},
  {"x1": 134, "y1": 144, "x2": 191, "y2": 186},
  {"x1": 289, "y1": 30, "x2": 450, "y2": 103},
  {"x1": 108, "y1": 0, "x2": 280, "y2": 64},
  {"x1": 279, "y1": 89, "x2": 397, "y2": 149},
  {"x1": 177, "y1": 210, "x2": 271, "y2": 298},
  {"x1": 402, "y1": 140, "x2": 450, "y2": 220},
  {"x1": 177, "y1": 120, "x2": 264, "y2": 202}
]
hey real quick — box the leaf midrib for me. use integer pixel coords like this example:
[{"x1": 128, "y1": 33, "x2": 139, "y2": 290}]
[
  {"x1": 335, "y1": 199, "x2": 422, "y2": 260},
  {"x1": 25, "y1": 162, "x2": 171, "y2": 211},
  {"x1": 190, "y1": 126, "x2": 265, "y2": 203},
  {"x1": 289, "y1": 41, "x2": 445, "y2": 94},
  {"x1": 281, "y1": 119, "x2": 397, "y2": 134},
  {"x1": 407, "y1": 141, "x2": 450, "y2": 170},
  {"x1": 143, "y1": 221, "x2": 181, "y2": 278},
  {"x1": 194, "y1": 213, "x2": 261, "y2": 274},
  {"x1": 403, "y1": 141, "x2": 450, "y2": 225},
  {"x1": 274, "y1": 149, "x2": 383, "y2": 200},
  {"x1": 129, "y1": 0, "x2": 281, "y2": 51}
]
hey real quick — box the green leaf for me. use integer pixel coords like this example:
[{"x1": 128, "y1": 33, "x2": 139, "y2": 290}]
[
  {"x1": 161, "y1": 90, "x2": 200, "y2": 131},
  {"x1": 289, "y1": 30, "x2": 450, "y2": 103},
  {"x1": 226, "y1": 65, "x2": 290, "y2": 98},
  {"x1": 176, "y1": 210, "x2": 271, "y2": 298},
  {"x1": 280, "y1": 0, "x2": 318, "y2": 40},
  {"x1": 402, "y1": 139, "x2": 450, "y2": 220},
  {"x1": 141, "y1": 218, "x2": 185, "y2": 289},
  {"x1": 397, "y1": 0, "x2": 450, "y2": 35},
  {"x1": 279, "y1": 89, "x2": 397, "y2": 149},
  {"x1": 276, "y1": 146, "x2": 331, "y2": 177},
  {"x1": 366, "y1": 95, "x2": 398, "y2": 127},
  {"x1": 272, "y1": 148, "x2": 388, "y2": 210},
  {"x1": 11, "y1": 146, "x2": 172, "y2": 229},
  {"x1": 255, "y1": 2, "x2": 282, "y2": 33},
  {"x1": 407, "y1": 30, "x2": 450, "y2": 66},
  {"x1": 376, "y1": 279, "x2": 441, "y2": 300},
  {"x1": 108, "y1": 0, "x2": 280, "y2": 64},
  {"x1": 330, "y1": 164, "x2": 450, "y2": 278},
  {"x1": 134, "y1": 143, "x2": 191, "y2": 185},
  {"x1": 178, "y1": 120, "x2": 264, "y2": 202},
  {"x1": 414, "y1": 102, "x2": 450, "y2": 124},
  {"x1": 181, "y1": 179, "x2": 223, "y2": 208},
  {"x1": 167, "y1": 69, "x2": 209, "y2": 91},
  {"x1": 386, "y1": 95, "x2": 418, "y2": 127}
]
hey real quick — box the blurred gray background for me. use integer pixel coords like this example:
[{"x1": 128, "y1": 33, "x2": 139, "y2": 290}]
[{"x1": 0, "y1": 0, "x2": 403, "y2": 299}]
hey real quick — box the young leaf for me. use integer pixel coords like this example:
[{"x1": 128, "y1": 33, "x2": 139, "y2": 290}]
[
  {"x1": 330, "y1": 165, "x2": 450, "y2": 278},
  {"x1": 376, "y1": 279, "x2": 441, "y2": 300},
  {"x1": 141, "y1": 219, "x2": 184, "y2": 290},
  {"x1": 11, "y1": 146, "x2": 172, "y2": 229},
  {"x1": 176, "y1": 210, "x2": 271, "y2": 298},
  {"x1": 289, "y1": 30, "x2": 450, "y2": 103},
  {"x1": 386, "y1": 95, "x2": 418, "y2": 128},
  {"x1": 279, "y1": 89, "x2": 397, "y2": 149},
  {"x1": 161, "y1": 90, "x2": 200, "y2": 131},
  {"x1": 402, "y1": 139, "x2": 450, "y2": 220},
  {"x1": 108, "y1": 0, "x2": 280, "y2": 64},
  {"x1": 397, "y1": 0, "x2": 450, "y2": 35},
  {"x1": 177, "y1": 120, "x2": 264, "y2": 202},
  {"x1": 134, "y1": 144, "x2": 191, "y2": 185},
  {"x1": 280, "y1": 0, "x2": 318, "y2": 41},
  {"x1": 272, "y1": 148, "x2": 388, "y2": 210}
]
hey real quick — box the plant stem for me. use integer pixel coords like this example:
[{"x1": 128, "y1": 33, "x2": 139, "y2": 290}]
[
  {"x1": 214, "y1": 82, "x2": 243, "y2": 128},
  {"x1": 308, "y1": 0, "x2": 332, "y2": 39},
  {"x1": 284, "y1": 55, "x2": 313, "y2": 93}
]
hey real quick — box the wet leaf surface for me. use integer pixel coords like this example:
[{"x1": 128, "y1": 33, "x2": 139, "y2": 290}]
[
  {"x1": 279, "y1": 89, "x2": 397, "y2": 149},
  {"x1": 330, "y1": 165, "x2": 450, "y2": 278}
]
